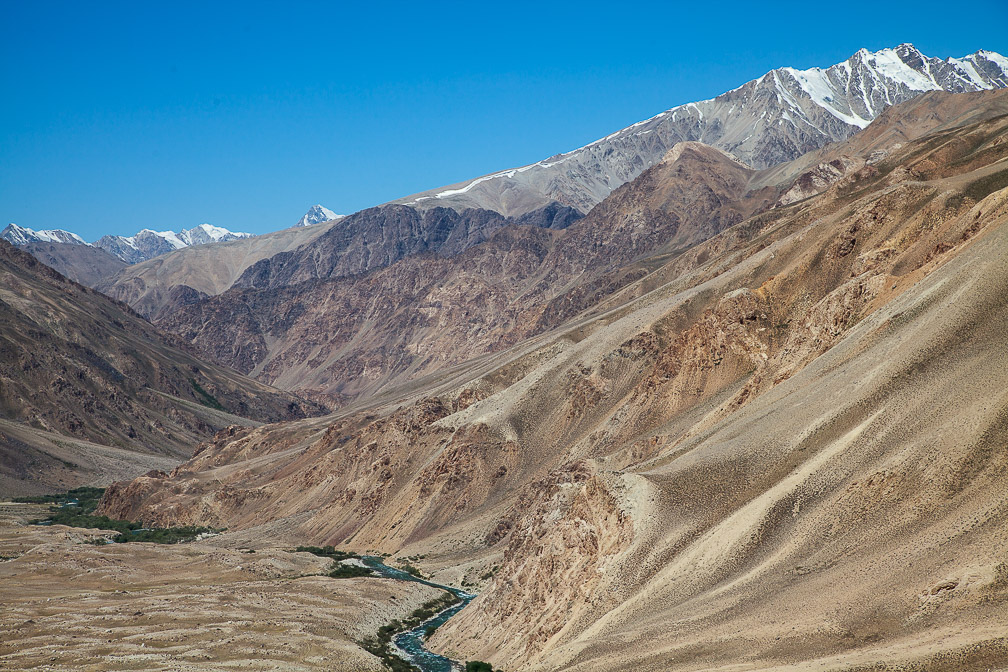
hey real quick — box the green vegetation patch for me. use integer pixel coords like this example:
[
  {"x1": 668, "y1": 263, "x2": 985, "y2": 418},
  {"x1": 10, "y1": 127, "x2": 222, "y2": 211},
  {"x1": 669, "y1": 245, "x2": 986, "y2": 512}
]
[
  {"x1": 20, "y1": 487, "x2": 215, "y2": 544},
  {"x1": 293, "y1": 546, "x2": 372, "y2": 579},
  {"x1": 963, "y1": 167, "x2": 1008, "y2": 204},
  {"x1": 112, "y1": 526, "x2": 216, "y2": 544},
  {"x1": 327, "y1": 563, "x2": 373, "y2": 578},
  {"x1": 466, "y1": 662, "x2": 495, "y2": 672},
  {"x1": 190, "y1": 378, "x2": 225, "y2": 410},
  {"x1": 14, "y1": 486, "x2": 105, "y2": 511}
]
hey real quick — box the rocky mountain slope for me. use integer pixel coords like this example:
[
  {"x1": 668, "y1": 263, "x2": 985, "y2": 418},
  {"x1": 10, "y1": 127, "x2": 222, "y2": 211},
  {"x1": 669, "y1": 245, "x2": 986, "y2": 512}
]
[
  {"x1": 396, "y1": 44, "x2": 1008, "y2": 216},
  {"x1": 0, "y1": 241, "x2": 324, "y2": 496},
  {"x1": 16, "y1": 240, "x2": 126, "y2": 286},
  {"x1": 152, "y1": 147, "x2": 750, "y2": 400},
  {"x1": 234, "y1": 201, "x2": 581, "y2": 291},
  {"x1": 100, "y1": 89, "x2": 1008, "y2": 670},
  {"x1": 102, "y1": 201, "x2": 579, "y2": 320},
  {"x1": 155, "y1": 91, "x2": 1007, "y2": 404}
]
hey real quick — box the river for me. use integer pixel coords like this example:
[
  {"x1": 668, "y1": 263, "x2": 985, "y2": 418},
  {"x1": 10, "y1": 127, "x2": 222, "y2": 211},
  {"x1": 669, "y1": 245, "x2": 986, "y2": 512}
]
[{"x1": 361, "y1": 556, "x2": 476, "y2": 672}]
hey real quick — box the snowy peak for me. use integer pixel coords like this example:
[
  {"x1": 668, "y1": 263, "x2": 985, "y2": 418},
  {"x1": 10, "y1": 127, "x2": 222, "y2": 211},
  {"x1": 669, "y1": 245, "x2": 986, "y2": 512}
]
[
  {"x1": 778, "y1": 43, "x2": 1008, "y2": 130},
  {"x1": 95, "y1": 224, "x2": 253, "y2": 264},
  {"x1": 296, "y1": 205, "x2": 343, "y2": 227},
  {"x1": 178, "y1": 223, "x2": 253, "y2": 246},
  {"x1": 2, "y1": 223, "x2": 88, "y2": 247}
]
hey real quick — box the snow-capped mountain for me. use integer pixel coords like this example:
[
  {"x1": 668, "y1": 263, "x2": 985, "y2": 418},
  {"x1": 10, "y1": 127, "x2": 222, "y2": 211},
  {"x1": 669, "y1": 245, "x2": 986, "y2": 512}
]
[
  {"x1": 2, "y1": 223, "x2": 88, "y2": 247},
  {"x1": 399, "y1": 44, "x2": 1008, "y2": 215},
  {"x1": 180, "y1": 223, "x2": 252, "y2": 246},
  {"x1": 95, "y1": 224, "x2": 253, "y2": 264},
  {"x1": 295, "y1": 205, "x2": 343, "y2": 227}
]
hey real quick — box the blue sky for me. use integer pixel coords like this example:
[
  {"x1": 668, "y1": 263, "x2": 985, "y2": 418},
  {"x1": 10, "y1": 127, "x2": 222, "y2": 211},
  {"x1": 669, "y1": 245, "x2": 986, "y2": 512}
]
[{"x1": 2, "y1": 1, "x2": 1006, "y2": 239}]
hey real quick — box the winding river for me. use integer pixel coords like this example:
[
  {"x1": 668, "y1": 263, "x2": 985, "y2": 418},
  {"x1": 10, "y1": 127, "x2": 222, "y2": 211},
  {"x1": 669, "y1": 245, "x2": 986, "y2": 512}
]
[{"x1": 361, "y1": 556, "x2": 476, "y2": 672}]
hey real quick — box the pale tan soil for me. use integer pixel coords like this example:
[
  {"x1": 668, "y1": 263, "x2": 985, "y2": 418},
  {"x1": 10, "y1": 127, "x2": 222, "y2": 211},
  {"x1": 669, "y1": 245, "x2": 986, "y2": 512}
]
[{"x1": 0, "y1": 504, "x2": 441, "y2": 671}]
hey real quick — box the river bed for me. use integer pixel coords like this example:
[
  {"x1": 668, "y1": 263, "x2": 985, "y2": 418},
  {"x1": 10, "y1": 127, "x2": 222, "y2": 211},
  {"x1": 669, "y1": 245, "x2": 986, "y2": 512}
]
[{"x1": 362, "y1": 556, "x2": 476, "y2": 672}]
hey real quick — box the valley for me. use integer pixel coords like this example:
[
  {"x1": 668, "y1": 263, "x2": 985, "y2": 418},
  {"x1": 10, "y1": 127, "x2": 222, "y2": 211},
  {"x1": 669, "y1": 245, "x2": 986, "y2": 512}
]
[
  {"x1": 93, "y1": 89, "x2": 1008, "y2": 670},
  {"x1": 3, "y1": 40, "x2": 1008, "y2": 672}
]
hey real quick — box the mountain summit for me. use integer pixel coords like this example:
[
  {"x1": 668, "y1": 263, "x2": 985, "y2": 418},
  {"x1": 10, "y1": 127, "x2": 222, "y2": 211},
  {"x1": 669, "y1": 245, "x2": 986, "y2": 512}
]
[
  {"x1": 398, "y1": 44, "x2": 1008, "y2": 215},
  {"x1": 1, "y1": 223, "x2": 88, "y2": 246},
  {"x1": 295, "y1": 204, "x2": 343, "y2": 227}
]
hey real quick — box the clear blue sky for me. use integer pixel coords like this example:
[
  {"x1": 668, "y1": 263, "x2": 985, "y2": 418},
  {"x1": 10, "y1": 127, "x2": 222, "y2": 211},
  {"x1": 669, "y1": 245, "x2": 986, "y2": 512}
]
[{"x1": 2, "y1": 1, "x2": 1006, "y2": 239}]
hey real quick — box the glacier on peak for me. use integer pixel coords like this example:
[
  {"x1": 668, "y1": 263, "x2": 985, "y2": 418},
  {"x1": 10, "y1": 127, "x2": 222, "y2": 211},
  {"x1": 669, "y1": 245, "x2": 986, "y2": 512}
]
[{"x1": 94, "y1": 224, "x2": 253, "y2": 264}]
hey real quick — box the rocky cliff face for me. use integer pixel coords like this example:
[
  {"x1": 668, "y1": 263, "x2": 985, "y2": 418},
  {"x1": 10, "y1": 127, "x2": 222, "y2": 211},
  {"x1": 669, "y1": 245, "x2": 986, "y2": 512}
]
[{"x1": 100, "y1": 90, "x2": 1008, "y2": 671}]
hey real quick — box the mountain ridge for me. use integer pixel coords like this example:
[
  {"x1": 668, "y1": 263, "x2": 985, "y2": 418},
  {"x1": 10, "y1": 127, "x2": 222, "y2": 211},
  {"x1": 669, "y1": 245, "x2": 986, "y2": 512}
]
[
  {"x1": 95, "y1": 223, "x2": 254, "y2": 264},
  {"x1": 394, "y1": 44, "x2": 1008, "y2": 216}
]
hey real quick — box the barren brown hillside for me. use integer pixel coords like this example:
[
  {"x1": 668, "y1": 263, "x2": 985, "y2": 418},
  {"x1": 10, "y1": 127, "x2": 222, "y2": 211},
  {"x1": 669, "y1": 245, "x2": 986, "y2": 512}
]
[{"x1": 0, "y1": 242, "x2": 325, "y2": 496}]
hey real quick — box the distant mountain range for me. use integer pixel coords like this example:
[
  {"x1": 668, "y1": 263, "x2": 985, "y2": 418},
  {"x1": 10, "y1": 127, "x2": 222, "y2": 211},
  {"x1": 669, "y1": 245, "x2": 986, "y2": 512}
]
[
  {"x1": 7, "y1": 44, "x2": 1007, "y2": 274},
  {"x1": 5, "y1": 44, "x2": 1007, "y2": 291},
  {"x1": 93, "y1": 224, "x2": 254, "y2": 264},
  {"x1": 1, "y1": 203, "x2": 343, "y2": 265},
  {"x1": 0, "y1": 222, "x2": 253, "y2": 263},
  {"x1": 396, "y1": 44, "x2": 1008, "y2": 215}
]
